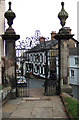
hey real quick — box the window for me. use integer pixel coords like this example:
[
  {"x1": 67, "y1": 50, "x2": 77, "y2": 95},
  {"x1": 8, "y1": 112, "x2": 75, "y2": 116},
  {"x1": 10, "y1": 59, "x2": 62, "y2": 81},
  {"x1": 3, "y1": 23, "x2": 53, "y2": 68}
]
[
  {"x1": 30, "y1": 54, "x2": 32, "y2": 62},
  {"x1": 41, "y1": 67, "x2": 43, "y2": 74},
  {"x1": 34, "y1": 54, "x2": 35, "y2": 62},
  {"x1": 40, "y1": 54, "x2": 43, "y2": 63},
  {"x1": 75, "y1": 58, "x2": 79, "y2": 64},
  {"x1": 35, "y1": 64, "x2": 37, "y2": 73},
  {"x1": 43, "y1": 65, "x2": 46, "y2": 75},
  {"x1": 35, "y1": 55, "x2": 37, "y2": 62},
  {"x1": 36, "y1": 54, "x2": 39, "y2": 63},
  {"x1": 71, "y1": 70, "x2": 74, "y2": 77}
]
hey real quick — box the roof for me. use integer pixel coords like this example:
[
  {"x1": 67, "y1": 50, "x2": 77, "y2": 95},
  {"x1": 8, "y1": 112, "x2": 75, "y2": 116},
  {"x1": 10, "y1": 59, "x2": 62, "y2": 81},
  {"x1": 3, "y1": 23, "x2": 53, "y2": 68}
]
[
  {"x1": 71, "y1": 38, "x2": 79, "y2": 43},
  {"x1": 69, "y1": 48, "x2": 79, "y2": 56},
  {"x1": 27, "y1": 39, "x2": 58, "y2": 52},
  {"x1": 26, "y1": 38, "x2": 79, "y2": 54}
]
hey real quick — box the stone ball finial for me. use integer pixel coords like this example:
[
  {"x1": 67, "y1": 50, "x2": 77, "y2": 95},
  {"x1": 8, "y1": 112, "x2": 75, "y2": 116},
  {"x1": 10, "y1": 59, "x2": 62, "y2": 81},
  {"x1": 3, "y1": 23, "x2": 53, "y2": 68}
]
[
  {"x1": 58, "y1": 2, "x2": 68, "y2": 28},
  {"x1": 4, "y1": 1, "x2": 16, "y2": 27}
]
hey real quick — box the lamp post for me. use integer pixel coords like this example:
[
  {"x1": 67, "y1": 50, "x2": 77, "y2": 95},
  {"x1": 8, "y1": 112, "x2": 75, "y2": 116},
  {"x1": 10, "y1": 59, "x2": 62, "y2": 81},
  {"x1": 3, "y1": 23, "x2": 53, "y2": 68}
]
[
  {"x1": 54, "y1": 2, "x2": 74, "y2": 95},
  {"x1": 2, "y1": 2, "x2": 20, "y2": 98}
]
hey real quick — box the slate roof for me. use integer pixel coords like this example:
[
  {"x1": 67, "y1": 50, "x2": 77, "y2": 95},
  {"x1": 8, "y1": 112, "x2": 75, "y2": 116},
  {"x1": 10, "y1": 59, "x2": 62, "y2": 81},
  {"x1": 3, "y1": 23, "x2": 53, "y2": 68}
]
[
  {"x1": 69, "y1": 48, "x2": 79, "y2": 56},
  {"x1": 28, "y1": 39, "x2": 58, "y2": 52}
]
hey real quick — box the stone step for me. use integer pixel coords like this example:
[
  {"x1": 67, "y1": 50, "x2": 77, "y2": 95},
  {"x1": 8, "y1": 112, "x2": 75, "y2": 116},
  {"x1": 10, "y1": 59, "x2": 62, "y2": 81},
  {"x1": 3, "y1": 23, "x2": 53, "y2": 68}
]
[{"x1": 22, "y1": 97, "x2": 51, "y2": 101}]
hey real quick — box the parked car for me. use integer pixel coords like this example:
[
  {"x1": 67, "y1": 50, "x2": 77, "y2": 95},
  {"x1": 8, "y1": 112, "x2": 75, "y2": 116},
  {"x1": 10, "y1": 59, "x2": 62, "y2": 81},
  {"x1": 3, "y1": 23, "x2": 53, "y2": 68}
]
[
  {"x1": 17, "y1": 76, "x2": 27, "y2": 85},
  {"x1": 16, "y1": 70, "x2": 21, "y2": 76}
]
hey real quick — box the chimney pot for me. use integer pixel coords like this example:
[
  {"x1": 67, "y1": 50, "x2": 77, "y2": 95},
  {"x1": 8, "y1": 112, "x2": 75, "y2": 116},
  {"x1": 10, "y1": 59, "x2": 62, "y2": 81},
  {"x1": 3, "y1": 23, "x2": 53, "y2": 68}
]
[
  {"x1": 39, "y1": 37, "x2": 45, "y2": 43},
  {"x1": 64, "y1": 27, "x2": 72, "y2": 35},
  {"x1": 51, "y1": 31, "x2": 56, "y2": 40}
]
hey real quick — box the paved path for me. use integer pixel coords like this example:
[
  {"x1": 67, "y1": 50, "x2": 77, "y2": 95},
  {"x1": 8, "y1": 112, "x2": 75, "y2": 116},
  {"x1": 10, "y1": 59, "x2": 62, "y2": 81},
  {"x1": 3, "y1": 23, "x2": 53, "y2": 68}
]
[
  {"x1": 29, "y1": 78, "x2": 45, "y2": 88},
  {"x1": 2, "y1": 78, "x2": 69, "y2": 119},
  {"x1": 2, "y1": 88, "x2": 69, "y2": 119}
]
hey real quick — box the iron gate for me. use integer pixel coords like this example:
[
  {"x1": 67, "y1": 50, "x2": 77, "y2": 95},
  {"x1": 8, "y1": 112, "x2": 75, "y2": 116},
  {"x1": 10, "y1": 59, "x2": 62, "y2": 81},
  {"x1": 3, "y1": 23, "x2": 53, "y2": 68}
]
[
  {"x1": 23, "y1": 46, "x2": 59, "y2": 96},
  {"x1": 15, "y1": 40, "x2": 59, "y2": 96},
  {"x1": 44, "y1": 47, "x2": 59, "y2": 95},
  {"x1": 15, "y1": 43, "x2": 30, "y2": 97}
]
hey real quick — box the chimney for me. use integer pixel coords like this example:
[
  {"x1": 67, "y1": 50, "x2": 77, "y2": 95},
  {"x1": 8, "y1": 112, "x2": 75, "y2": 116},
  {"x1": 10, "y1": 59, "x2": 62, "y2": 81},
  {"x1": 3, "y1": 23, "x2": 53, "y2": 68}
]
[
  {"x1": 64, "y1": 27, "x2": 72, "y2": 34},
  {"x1": 39, "y1": 37, "x2": 46, "y2": 47},
  {"x1": 39, "y1": 37, "x2": 45, "y2": 43},
  {"x1": 51, "y1": 31, "x2": 56, "y2": 40}
]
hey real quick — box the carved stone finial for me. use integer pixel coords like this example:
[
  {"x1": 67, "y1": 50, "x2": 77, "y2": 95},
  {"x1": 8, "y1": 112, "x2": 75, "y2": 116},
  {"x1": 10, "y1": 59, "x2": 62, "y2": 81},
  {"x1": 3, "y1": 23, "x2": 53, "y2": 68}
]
[
  {"x1": 58, "y1": 2, "x2": 68, "y2": 28},
  {"x1": 4, "y1": 1, "x2": 16, "y2": 27},
  {"x1": 61, "y1": 2, "x2": 64, "y2": 10},
  {"x1": 9, "y1": 2, "x2": 11, "y2": 10}
]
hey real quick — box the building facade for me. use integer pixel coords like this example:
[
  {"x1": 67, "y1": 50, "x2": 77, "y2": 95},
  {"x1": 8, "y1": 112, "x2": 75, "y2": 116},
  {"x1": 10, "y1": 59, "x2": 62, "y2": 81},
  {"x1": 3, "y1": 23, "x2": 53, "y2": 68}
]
[
  {"x1": 23, "y1": 34, "x2": 58, "y2": 79},
  {"x1": 22, "y1": 29, "x2": 78, "y2": 82},
  {"x1": 69, "y1": 48, "x2": 79, "y2": 85}
]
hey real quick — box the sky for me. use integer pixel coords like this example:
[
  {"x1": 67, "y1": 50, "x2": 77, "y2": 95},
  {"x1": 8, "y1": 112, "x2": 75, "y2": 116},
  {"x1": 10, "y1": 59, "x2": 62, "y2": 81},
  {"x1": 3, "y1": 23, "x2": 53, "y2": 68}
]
[{"x1": 5, "y1": 0, "x2": 78, "y2": 41}]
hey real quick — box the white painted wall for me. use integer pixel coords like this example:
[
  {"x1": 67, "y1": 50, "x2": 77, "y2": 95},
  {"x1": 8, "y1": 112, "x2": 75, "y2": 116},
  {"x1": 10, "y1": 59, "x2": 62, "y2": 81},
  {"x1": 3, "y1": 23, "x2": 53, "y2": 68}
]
[
  {"x1": 24, "y1": 52, "x2": 46, "y2": 78},
  {"x1": 69, "y1": 55, "x2": 79, "y2": 85}
]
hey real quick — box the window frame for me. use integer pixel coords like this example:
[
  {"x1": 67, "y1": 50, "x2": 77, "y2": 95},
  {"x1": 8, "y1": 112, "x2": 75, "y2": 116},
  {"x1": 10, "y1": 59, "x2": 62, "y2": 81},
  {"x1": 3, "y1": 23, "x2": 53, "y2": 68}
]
[
  {"x1": 75, "y1": 57, "x2": 79, "y2": 65},
  {"x1": 71, "y1": 70, "x2": 74, "y2": 77}
]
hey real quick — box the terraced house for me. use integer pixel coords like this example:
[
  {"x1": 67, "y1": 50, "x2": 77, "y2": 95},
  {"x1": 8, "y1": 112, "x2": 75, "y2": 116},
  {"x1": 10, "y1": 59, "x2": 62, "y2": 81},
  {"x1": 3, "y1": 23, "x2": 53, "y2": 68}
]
[
  {"x1": 23, "y1": 33, "x2": 58, "y2": 79},
  {"x1": 21, "y1": 28, "x2": 79, "y2": 81}
]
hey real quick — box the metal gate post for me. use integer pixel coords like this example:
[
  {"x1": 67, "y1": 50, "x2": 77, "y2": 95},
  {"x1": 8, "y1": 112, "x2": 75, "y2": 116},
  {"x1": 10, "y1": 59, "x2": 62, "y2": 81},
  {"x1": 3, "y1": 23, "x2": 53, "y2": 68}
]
[
  {"x1": 58, "y1": 40, "x2": 61, "y2": 95},
  {"x1": 2, "y1": 2, "x2": 20, "y2": 98},
  {"x1": 44, "y1": 50, "x2": 48, "y2": 94}
]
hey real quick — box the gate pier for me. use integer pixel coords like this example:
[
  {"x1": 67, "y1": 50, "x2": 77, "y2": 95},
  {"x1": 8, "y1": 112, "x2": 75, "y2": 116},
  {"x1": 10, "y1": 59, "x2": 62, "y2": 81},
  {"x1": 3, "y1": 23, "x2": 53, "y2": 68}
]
[
  {"x1": 2, "y1": 2, "x2": 20, "y2": 98},
  {"x1": 54, "y1": 2, "x2": 74, "y2": 95}
]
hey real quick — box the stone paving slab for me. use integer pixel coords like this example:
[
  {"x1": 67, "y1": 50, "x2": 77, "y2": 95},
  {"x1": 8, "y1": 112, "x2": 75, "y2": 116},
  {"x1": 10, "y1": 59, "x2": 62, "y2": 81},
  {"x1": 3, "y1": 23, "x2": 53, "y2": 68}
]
[
  {"x1": 30, "y1": 107, "x2": 53, "y2": 118},
  {"x1": 34, "y1": 100, "x2": 52, "y2": 108},
  {"x1": 10, "y1": 108, "x2": 33, "y2": 118},
  {"x1": 2, "y1": 112, "x2": 12, "y2": 118},
  {"x1": 2, "y1": 104, "x2": 18, "y2": 113},
  {"x1": 52, "y1": 110, "x2": 68, "y2": 118},
  {"x1": 17, "y1": 101, "x2": 35, "y2": 109},
  {"x1": 7, "y1": 98, "x2": 22, "y2": 105}
]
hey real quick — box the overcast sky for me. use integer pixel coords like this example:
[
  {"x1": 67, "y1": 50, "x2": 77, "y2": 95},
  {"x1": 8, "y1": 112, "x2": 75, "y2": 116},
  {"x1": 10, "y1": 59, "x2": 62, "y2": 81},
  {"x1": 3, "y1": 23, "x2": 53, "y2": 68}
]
[{"x1": 5, "y1": 0, "x2": 78, "y2": 41}]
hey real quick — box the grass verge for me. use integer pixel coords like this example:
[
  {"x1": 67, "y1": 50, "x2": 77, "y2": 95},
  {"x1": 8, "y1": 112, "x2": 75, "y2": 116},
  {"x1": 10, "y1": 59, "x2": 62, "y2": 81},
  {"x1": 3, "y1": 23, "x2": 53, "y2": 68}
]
[{"x1": 61, "y1": 94, "x2": 79, "y2": 120}]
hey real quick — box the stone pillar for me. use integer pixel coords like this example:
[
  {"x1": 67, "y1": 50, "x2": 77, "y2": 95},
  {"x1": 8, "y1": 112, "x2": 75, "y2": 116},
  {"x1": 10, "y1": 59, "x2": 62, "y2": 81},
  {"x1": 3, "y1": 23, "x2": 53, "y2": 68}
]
[
  {"x1": 60, "y1": 40, "x2": 69, "y2": 85},
  {"x1": 0, "y1": 0, "x2": 5, "y2": 85},
  {"x1": 2, "y1": 2, "x2": 20, "y2": 98},
  {"x1": 55, "y1": 30, "x2": 74, "y2": 95},
  {"x1": 54, "y1": 2, "x2": 74, "y2": 95}
]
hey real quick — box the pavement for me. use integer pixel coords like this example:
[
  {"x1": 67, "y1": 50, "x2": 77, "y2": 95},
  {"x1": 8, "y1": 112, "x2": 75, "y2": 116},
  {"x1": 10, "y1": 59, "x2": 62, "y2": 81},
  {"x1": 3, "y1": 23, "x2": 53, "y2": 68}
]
[{"x1": 2, "y1": 87, "x2": 69, "y2": 119}]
